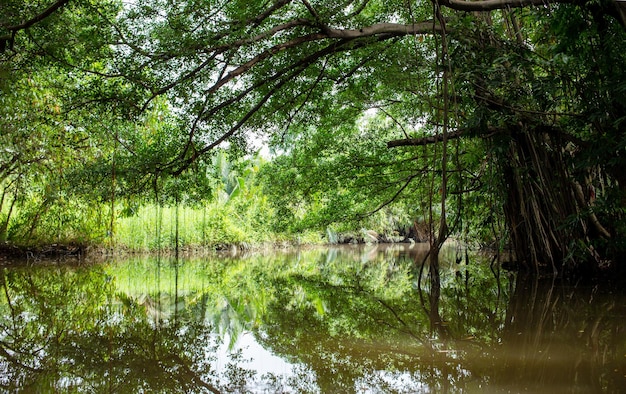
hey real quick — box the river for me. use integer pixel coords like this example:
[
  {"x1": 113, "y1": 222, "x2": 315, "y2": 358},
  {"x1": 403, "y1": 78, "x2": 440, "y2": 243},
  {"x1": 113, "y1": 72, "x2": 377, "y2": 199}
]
[{"x1": 0, "y1": 243, "x2": 624, "y2": 392}]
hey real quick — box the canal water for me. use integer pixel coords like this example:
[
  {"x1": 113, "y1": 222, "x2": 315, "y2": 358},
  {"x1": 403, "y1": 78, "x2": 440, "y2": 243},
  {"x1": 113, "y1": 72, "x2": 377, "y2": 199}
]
[{"x1": 0, "y1": 243, "x2": 624, "y2": 392}]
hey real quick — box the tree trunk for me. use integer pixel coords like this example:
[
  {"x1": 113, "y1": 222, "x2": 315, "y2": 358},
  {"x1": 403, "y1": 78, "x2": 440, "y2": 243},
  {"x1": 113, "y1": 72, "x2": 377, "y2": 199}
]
[{"x1": 500, "y1": 125, "x2": 585, "y2": 274}]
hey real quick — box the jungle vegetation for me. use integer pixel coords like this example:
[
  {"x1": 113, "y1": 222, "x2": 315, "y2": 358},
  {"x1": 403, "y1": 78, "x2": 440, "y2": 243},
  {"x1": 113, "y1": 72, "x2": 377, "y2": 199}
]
[{"x1": 1, "y1": 0, "x2": 626, "y2": 278}]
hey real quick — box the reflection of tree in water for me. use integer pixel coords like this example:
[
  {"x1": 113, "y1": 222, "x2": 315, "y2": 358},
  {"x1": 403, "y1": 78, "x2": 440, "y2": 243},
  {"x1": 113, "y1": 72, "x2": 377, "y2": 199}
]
[
  {"x1": 0, "y1": 248, "x2": 624, "y2": 392},
  {"x1": 252, "y1": 246, "x2": 626, "y2": 393},
  {"x1": 492, "y1": 274, "x2": 626, "y2": 393},
  {"x1": 0, "y1": 265, "x2": 251, "y2": 393},
  {"x1": 254, "y1": 246, "x2": 508, "y2": 393}
]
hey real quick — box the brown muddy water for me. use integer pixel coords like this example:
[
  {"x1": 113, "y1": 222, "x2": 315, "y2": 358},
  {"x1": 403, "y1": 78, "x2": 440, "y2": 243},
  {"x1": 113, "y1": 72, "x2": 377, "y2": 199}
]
[{"x1": 0, "y1": 243, "x2": 624, "y2": 393}]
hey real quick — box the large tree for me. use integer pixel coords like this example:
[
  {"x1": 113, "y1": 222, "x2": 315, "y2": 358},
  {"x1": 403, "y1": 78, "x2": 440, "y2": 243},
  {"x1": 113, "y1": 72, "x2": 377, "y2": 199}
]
[{"x1": 2, "y1": 0, "x2": 626, "y2": 275}]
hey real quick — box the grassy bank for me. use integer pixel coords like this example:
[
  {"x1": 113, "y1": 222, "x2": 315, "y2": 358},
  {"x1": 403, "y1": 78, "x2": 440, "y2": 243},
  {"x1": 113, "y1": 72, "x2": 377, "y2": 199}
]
[{"x1": 112, "y1": 204, "x2": 323, "y2": 252}]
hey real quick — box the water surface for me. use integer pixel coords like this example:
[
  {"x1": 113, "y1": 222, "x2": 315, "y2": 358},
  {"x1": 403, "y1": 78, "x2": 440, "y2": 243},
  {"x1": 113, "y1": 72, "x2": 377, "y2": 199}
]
[{"x1": 0, "y1": 244, "x2": 624, "y2": 392}]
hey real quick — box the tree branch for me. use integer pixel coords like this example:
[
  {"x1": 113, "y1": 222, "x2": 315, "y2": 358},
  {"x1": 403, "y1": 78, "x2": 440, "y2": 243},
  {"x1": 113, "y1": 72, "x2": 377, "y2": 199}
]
[
  {"x1": 3, "y1": 0, "x2": 70, "y2": 32},
  {"x1": 325, "y1": 21, "x2": 442, "y2": 38},
  {"x1": 441, "y1": 0, "x2": 574, "y2": 12},
  {"x1": 387, "y1": 130, "x2": 465, "y2": 148}
]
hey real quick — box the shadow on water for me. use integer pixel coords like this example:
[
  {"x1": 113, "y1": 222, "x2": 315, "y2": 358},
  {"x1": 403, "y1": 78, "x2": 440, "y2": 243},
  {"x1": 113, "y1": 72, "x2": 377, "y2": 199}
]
[{"x1": 0, "y1": 244, "x2": 624, "y2": 392}]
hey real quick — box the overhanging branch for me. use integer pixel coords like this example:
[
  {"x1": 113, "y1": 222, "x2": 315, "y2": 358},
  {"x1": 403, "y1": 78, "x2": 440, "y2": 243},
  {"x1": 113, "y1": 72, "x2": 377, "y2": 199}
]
[
  {"x1": 325, "y1": 21, "x2": 443, "y2": 38},
  {"x1": 1, "y1": 0, "x2": 70, "y2": 52},
  {"x1": 3, "y1": 0, "x2": 70, "y2": 32},
  {"x1": 441, "y1": 0, "x2": 574, "y2": 12},
  {"x1": 441, "y1": 0, "x2": 626, "y2": 28},
  {"x1": 387, "y1": 130, "x2": 464, "y2": 148}
]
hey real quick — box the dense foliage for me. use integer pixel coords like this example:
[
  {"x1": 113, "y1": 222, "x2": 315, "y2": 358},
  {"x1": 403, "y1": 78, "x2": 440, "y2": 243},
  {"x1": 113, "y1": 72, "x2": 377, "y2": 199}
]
[{"x1": 1, "y1": 0, "x2": 626, "y2": 276}]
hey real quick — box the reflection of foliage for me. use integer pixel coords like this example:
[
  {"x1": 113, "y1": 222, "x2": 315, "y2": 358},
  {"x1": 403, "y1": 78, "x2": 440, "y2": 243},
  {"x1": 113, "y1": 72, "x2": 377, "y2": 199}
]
[
  {"x1": 0, "y1": 265, "x2": 243, "y2": 393},
  {"x1": 441, "y1": 258, "x2": 514, "y2": 342},
  {"x1": 0, "y1": 247, "x2": 624, "y2": 392},
  {"x1": 492, "y1": 275, "x2": 626, "y2": 393},
  {"x1": 253, "y1": 245, "x2": 501, "y2": 392},
  {"x1": 0, "y1": 267, "x2": 110, "y2": 389}
]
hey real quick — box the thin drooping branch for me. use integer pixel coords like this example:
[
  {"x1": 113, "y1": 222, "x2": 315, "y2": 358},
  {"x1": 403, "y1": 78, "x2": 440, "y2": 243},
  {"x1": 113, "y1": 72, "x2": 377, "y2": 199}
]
[
  {"x1": 367, "y1": 173, "x2": 420, "y2": 216},
  {"x1": 433, "y1": 0, "x2": 451, "y2": 251}
]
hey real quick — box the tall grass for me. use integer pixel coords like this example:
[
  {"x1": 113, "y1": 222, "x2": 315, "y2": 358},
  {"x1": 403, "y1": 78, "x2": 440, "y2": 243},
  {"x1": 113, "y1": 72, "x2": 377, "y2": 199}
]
[
  {"x1": 115, "y1": 203, "x2": 250, "y2": 251},
  {"x1": 113, "y1": 202, "x2": 323, "y2": 252},
  {"x1": 0, "y1": 193, "x2": 322, "y2": 251}
]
